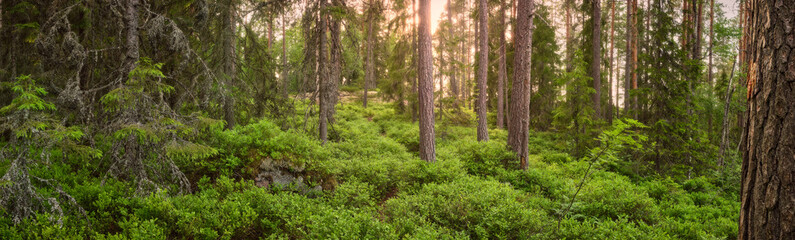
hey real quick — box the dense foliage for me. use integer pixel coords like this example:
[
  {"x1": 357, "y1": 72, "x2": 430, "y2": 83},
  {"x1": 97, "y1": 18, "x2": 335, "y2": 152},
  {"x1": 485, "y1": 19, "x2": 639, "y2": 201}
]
[
  {"x1": 1, "y1": 0, "x2": 747, "y2": 238},
  {"x1": 1, "y1": 103, "x2": 739, "y2": 239}
]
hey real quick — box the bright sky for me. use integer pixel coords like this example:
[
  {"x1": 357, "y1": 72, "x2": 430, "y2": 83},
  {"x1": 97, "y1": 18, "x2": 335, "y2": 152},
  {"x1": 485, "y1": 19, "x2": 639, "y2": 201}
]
[{"x1": 429, "y1": 0, "x2": 448, "y2": 33}]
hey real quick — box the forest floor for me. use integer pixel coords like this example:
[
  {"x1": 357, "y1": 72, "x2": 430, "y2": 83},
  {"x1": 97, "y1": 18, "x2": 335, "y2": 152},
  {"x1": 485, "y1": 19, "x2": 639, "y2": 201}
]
[{"x1": 0, "y1": 98, "x2": 739, "y2": 239}]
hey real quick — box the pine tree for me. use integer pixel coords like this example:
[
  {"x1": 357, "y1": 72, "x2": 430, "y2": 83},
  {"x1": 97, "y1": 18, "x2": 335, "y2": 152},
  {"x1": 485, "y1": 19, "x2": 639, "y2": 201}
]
[
  {"x1": 738, "y1": 0, "x2": 795, "y2": 237},
  {"x1": 508, "y1": 0, "x2": 534, "y2": 170},
  {"x1": 417, "y1": 0, "x2": 436, "y2": 162}
]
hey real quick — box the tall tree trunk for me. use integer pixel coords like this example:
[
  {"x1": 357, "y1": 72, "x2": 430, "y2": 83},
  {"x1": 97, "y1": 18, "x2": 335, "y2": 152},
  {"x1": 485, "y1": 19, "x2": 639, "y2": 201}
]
[
  {"x1": 326, "y1": 0, "x2": 342, "y2": 143},
  {"x1": 632, "y1": 0, "x2": 640, "y2": 119},
  {"x1": 717, "y1": 55, "x2": 737, "y2": 167},
  {"x1": 269, "y1": 18, "x2": 274, "y2": 49},
  {"x1": 364, "y1": 3, "x2": 374, "y2": 109},
  {"x1": 318, "y1": 0, "x2": 329, "y2": 144},
  {"x1": 222, "y1": 0, "x2": 237, "y2": 129},
  {"x1": 708, "y1": 0, "x2": 713, "y2": 86},
  {"x1": 123, "y1": 0, "x2": 141, "y2": 80},
  {"x1": 624, "y1": 0, "x2": 633, "y2": 117},
  {"x1": 508, "y1": 0, "x2": 534, "y2": 170},
  {"x1": 447, "y1": 0, "x2": 458, "y2": 101},
  {"x1": 412, "y1": 0, "x2": 418, "y2": 122},
  {"x1": 565, "y1": 0, "x2": 573, "y2": 72},
  {"x1": 591, "y1": 0, "x2": 602, "y2": 119},
  {"x1": 282, "y1": 14, "x2": 288, "y2": 100},
  {"x1": 418, "y1": 0, "x2": 436, "y2": 162},
  {"x1": 439, "y1": 59, "x2": 444, "y2": 120},
  {"x1": 608, "y1": 0, "x2": 615, "y2": 122},
  {"x1": 476, "y1": 0, "x2": 489, "y2": 141},
  {"x1": 738, "y1": 1, "x2": 795, "y2": 238},
  {"x1": 497, "y1": 0, "x2": 507, "y2": 129}
]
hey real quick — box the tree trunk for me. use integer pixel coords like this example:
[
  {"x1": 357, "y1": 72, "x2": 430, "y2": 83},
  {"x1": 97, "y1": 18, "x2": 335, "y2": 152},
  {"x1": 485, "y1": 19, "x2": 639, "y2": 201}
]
[
  {"x1": 591, "y1": 0, "x2": 602, "y2": 119},
  {"x1": 718, "y1": 55, "x2": 737, "y2": 167},
  {"x1": 624, "y1": 0, "x2": 632, "y2": 117},
  {"x1": 418, "y1": 0, "x2": 436, "y2": 162},
  {"x1": 565, "y1": 0, "x2": 573, "y2": 72},
  {"x1": 708, "y1": 0, "x2": 713, "y2": 87},
  {"x1": 282, "y1": 14, "x2": 288, "y2": 100},
  {"x1": 411, "y1": 0, "x2": 418, "y2": 122},
  {"x1": 222, "y1": 0, "x2": 237, "y2": 129},
  {"x1": 269, "y1": 18, "x2": 274, "y2": 49},
  {"x1": 447, "y1": 0, "x2": 458, "y2": 101},
  {"x1": 497, "y1": 0, "x2": 507, "y2": 129},
  {"x1": 476, "y1": 0, "x2": 489, "y2": 141},
  {"x1": 738, "y1": 1, "x2": 795, "y2": 238},
  {"x1": 123, "y1": 0, "x2": 141, "y2": 79},
  {"x1": 608, "y1": 0, "x2": 615, "y2": 122},
  {"x1": 364, "y1": 4, "x2": 374, "y2": 109},
  {"x1": 318, "y1": 0, "x2": 329, "y2": 144},
  {"x1": 508, "y1": 0, "x2": 533, "y2": 170},
  {"x1": 325, "y1": 0, "x2": 342, "y2": 143}
]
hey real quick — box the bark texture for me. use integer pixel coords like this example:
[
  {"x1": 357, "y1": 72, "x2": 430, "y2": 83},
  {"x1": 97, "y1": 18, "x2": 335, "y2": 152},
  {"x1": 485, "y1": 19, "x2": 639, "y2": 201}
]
[
  {"x1": 608, "y1": 0, "x2": 615, "y2": 121},
  {"x1": 476, "y1": 0, "x2": 489, "y2": 141},
  {"x1": 508, "y1": 0, "x2": 533, "y2": 170},
  {"x1": 418, "y1": 0, "x2": 435, "y2": 162},
  {"x1": 364, "y1": 0, "x2": 375, "y2": 108},
  {"x1": 282, "y1": 14, "x2": 288, "y2": 100},
  {"x1": 497, "y1": 0, "x2": 507, "y2": 129},
  {"x1": 738, "y1": 1, "x2": 795, "y2": 239},
  {"x1": 318, "y1": 0, "x2": 329, "y2": 144},
  {"x1": 447, "y1": 0, "x2": 458, "y2": 100},
  {"x1": 591, "y1": 0, "x2": 602, "y2": 119},
  {"x1": 222, "y1": 0, "x2": 237, "y2": 129}
]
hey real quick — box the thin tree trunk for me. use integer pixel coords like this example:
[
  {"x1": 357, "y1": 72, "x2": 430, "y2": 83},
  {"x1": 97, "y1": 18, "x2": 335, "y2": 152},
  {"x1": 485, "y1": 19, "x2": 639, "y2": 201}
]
[
  {"x1": 364, "y1": 4, "x2": 374, "y2": 109},
  {"x1": 508, "y1": 0, "x2": 534, "y2": 170},
  {"x1": 738, "y1": 1, "x2": 795, "y2": 238},
  {"x1": 608, "y1": 0, "x2": 615, "y2": 122},
  {"x1": 282, "y1": 14, "x2": 288, "y2": 100},
  {"x1": 222, "y1": 0, "x2": 237, "y2": 129},
  {"x1": 476, "y1": 0, "x2": 489, "y2": 141},
  {"x1": 497, "y1": 0, "x2": 507, "y2": 129},
  {"x1": 447, "y1": 0, "x2": 458, "y2": 101},
  {"x1": 269, "y1": 18, "x2": 274, "y2": 49},
  {"x1": 412, "y1": 0, "x2": 418, "y2": 122},
  {"x1": 418, "y1": 0, "x2": 436, "y2": 162},
  {"x1": 318, "y1": 0, "x2": 329, "y2": 144},
  {"x1": 624, "y1": 0, "x2": 633, "y2": 117},
  {"x1": 123, "y1": 0, "x2": 140, "y2": 78},
  {"x1": 565, "y1": 0, "x2": 573, "y2": 72},
  {"x1": 591, "y1": 0, "x2": 602, "y2": 119},
  {"x1": 717, "y1": 55, "x2": 737, "y2": 167}
]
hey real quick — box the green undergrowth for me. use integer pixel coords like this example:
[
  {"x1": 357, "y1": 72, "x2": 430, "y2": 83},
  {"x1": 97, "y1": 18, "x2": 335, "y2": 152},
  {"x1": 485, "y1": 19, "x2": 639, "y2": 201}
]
[{"x1": 1, "y1": 102, "x2": 739, "y2": 239}]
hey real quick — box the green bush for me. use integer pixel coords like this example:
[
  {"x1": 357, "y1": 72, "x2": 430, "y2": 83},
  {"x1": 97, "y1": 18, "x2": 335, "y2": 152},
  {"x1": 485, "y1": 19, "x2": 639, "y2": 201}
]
[{"x1": 384, "y1": 177, "x2": 548, "y2": 239}]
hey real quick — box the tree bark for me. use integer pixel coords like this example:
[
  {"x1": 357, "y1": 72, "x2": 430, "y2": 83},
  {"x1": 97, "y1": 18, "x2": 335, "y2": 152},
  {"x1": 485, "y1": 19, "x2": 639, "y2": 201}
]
[
  {"x1": 411, "y1": 0, "x2": 418, "y2": 122},
  {"x1": 476, "y1": 0, "x2": 489, "y2": 141},
  {"x1": 497, "y1": 0, "x2": 507, "y2": 129},
  {"x1": 418, "y1": 0, "x2": 436, "y2": 162},
  {"x1": 364, "y1": 1, "x2": 374, "y2": 109},
  {"x1": 318, "y1": 0, "x2": 329, "y2": 144},
  {"x1": 123, "y1": 0, "x2": 141, "y2": 79},
  {"x1": 738, "y1": 0, "x2": 795, "y2": 238},
  {"x1": 708, "y1": 0, "x2": 713, "y2": 87},
  {"x1": 608, "y1": 0, "x2": 615, "y2": 122},
  {"x1": 282, "y1": 14, "x2": 288, "y2": 100},
  {"x1": 222, "y1": 0, "x2": 237, "y2": 129},
  {"x1": 591, "y1": 0, "x2": 602, "y2": 119},
  {"x1": 565, "y1": 0, "x2": 573, "y2": 72},
  {"x1": 508, "y1": 0, "x2": 533, "y2": 170},
  {"x1": 718, "y1": 55, "x2": 737, "y2": 167},
  {"x1": 447, "y1": 0, "x2": 458, "y2": 101}
]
